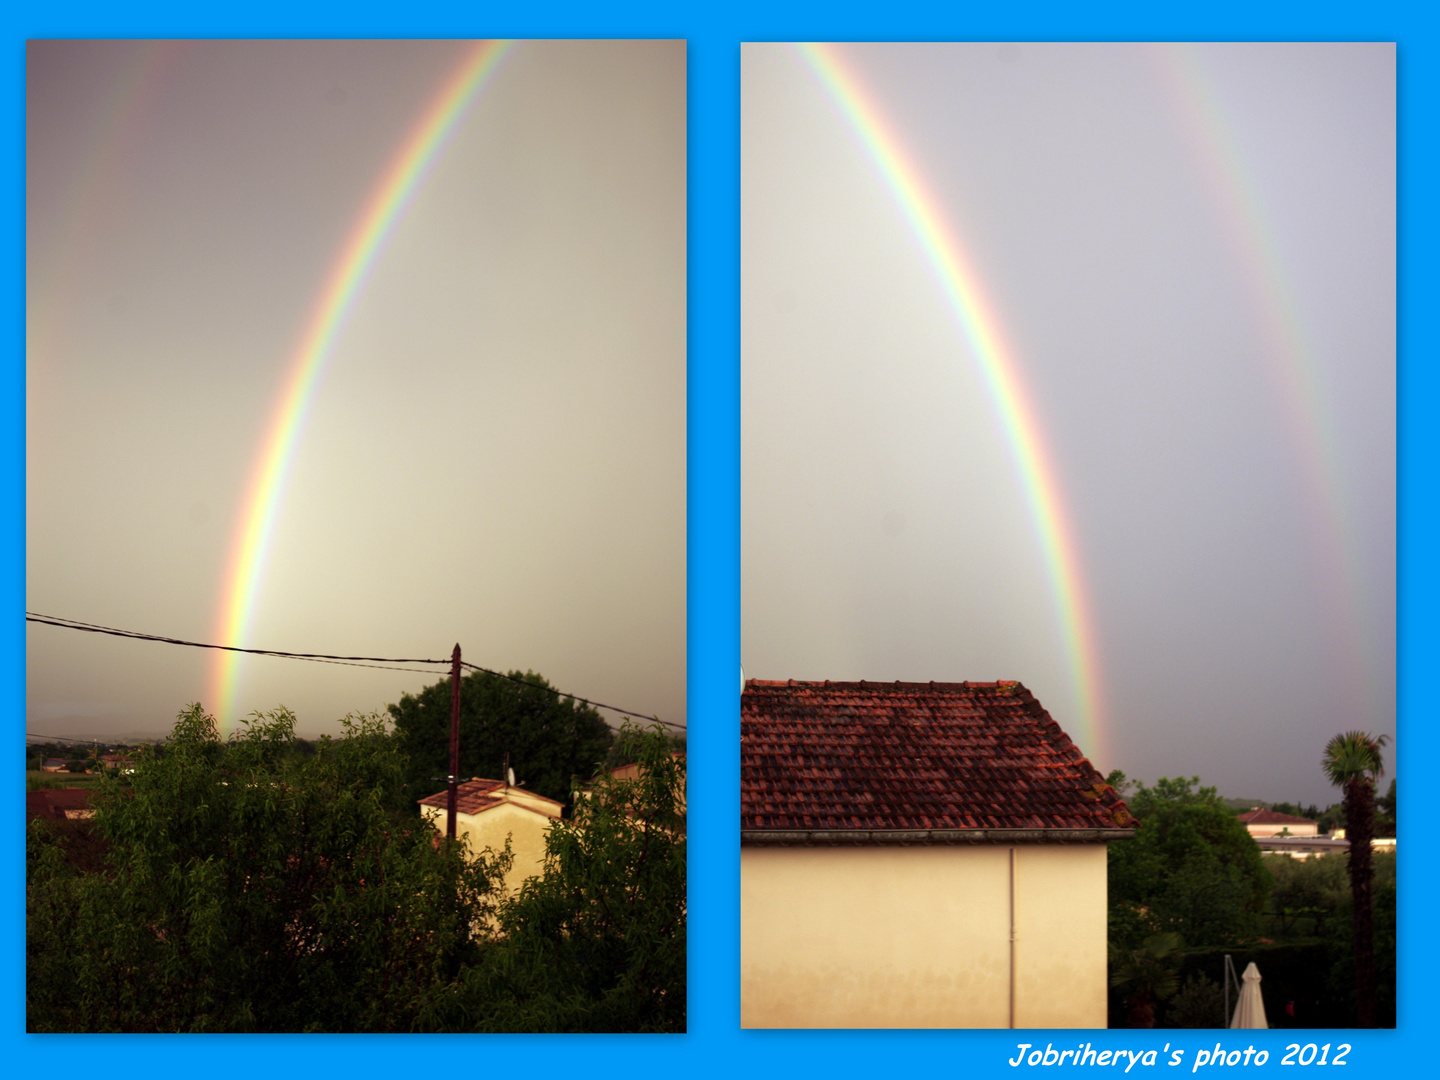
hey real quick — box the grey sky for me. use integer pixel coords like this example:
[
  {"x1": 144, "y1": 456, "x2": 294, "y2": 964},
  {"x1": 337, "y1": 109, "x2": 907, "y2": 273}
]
[
  {"x1": 28, "y1": 40, "x2": 686, "y2": 741},
  {"x1": 742, "y1": 43, "x2": 1393, "y2": 807}
]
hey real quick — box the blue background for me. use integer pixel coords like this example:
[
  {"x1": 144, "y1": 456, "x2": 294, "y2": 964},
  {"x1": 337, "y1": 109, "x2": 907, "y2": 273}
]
[{"x1": 4, "y1": 2, "x2": 1431, "y2": 1074}]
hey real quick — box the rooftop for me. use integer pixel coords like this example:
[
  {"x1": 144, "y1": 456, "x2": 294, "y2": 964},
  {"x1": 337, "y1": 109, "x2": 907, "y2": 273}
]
[
  {"x1": 418, "y1": 778, "x2": 562, "y2": 817},
  {"x1": 741, "y1": 679, "x2": 1134, "y2": 835},
  {"x1": 1238, "y1": 808, "x2": 1317, "y2": 827}
]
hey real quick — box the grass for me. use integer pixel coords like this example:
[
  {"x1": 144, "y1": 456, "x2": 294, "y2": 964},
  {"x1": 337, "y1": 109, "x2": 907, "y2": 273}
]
[{"x1": 27, "y1": 771, "x2": 107, "y2": 791}]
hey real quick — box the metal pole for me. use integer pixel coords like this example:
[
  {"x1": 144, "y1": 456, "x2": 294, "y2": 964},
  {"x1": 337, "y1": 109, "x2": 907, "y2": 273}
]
[
  {"x1": 447, "y1": 643, "x2": 461, "y2": 841},
  {"x1": 1223, "y1": 953, "x2": 1233, "y2": 1029},
  {"x1": 1009, "y1": 846, "x2": 1017, "y2": 1029}
]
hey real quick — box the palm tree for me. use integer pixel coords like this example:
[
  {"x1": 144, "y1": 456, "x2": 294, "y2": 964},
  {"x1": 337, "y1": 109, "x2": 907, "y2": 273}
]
[
  {"x1": 1322, "y1": 730, "x2": 1389, "y2": 1027},
  {"x1": 1109, "y1": 932, "x2": 1183, "y2": 1028}
]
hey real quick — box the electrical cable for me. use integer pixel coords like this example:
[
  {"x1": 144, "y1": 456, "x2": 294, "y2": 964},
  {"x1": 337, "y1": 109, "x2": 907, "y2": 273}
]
[
  {"x1": 26, "y1": 613, "x2": 451, "y2": 673},
  {"x1": 26, "y1": 611, "x2": 683, "y2": 731},
  {"x1": 459, "y1": 660, "x2": 686, "y2": 731}
]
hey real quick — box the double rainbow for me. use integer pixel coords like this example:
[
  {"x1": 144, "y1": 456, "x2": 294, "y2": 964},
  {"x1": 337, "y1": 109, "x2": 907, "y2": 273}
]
[
  {"x1": 1154, "y1": 43, "x2": 1378, "y2": 718},
  {"x1": 209, "y1": 40, "x2": 513, "y2": 729},
  {"x1": 796, "y1": 44, "x2": 1107, "y2": 758}
]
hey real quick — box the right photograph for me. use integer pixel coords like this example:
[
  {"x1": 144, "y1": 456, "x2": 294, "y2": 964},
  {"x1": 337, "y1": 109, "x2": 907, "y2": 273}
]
[{"x1": 741, "y1": 43, "x2": 1395, "y2": 1030}]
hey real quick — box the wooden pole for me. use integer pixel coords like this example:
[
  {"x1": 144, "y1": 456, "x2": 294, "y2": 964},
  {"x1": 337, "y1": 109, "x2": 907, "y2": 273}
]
[{"x1": 447, "y1": 643, "x2": 461, "y2": 841}]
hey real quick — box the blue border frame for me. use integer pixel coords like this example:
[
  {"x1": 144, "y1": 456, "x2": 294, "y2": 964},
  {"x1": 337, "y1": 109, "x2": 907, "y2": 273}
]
[{"x1": 8, "y1": 3, "x2": 1432, "y2": 1076}]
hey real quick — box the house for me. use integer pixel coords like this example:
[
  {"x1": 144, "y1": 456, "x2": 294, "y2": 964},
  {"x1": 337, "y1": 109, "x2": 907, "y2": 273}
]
[
  {"x1": 418, "y1": 779, "x2": 562, "y2": 896},
  {"x1": 1257, "y1": 833, "x2": 1396, "y2": 860},
  {"x1": 1238, "y1": 808, "x2": 1318, "y2": 838},
  {"x1": 40, "y1": 758, "x2": 67, "y2": 773},
  {"x1": 741, "y1": 678, "x2": 1136, "y2": 1029}
]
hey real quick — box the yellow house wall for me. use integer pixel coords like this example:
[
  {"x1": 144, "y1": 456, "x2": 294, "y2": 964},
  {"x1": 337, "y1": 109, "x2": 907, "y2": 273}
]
[
  {"x1": 422, "y1": 800, "x2": 556, "y2": 896},
  {"x1": 740, "y1": 843, "x2": 1108, "y2": 1029},
  {"x1": 1246, "y1": 823, "x2": 1319, "y2": 838}
]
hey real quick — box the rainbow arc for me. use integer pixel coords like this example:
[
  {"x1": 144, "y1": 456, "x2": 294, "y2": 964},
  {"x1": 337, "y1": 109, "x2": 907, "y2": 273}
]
[
  {"x1": 796, "y1": 43, "x2": 1107, "y2": 758},
  {"x1": 209, "y1": 41, "x2": 513, "y2": 729}
]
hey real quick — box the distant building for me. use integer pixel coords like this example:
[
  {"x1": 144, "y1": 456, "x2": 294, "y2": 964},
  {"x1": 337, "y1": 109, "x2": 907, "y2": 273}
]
[
  {"x1": 419, "y1": 779, "x2": 562, "y2": 896},
  {"x1": 1238, "y1": 808, "x2": 1319, "y2": 838},
  {"x1": 741, "y1": 678, "x2": 1136, "y2": 1029},
  {"x1": 1257, "y1": 834, "x2": 1396, "y2": 860}
]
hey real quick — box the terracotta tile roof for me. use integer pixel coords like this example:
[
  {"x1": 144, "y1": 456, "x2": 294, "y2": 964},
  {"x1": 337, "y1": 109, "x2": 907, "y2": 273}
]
[
  {"x1": 417, "y1": 778, "x2": 561, "y2": 816},
  {"x1": 1238, "y1": 808, "x2": 1316, "y2": 827},
  {"x1": 741, "y1": 679, "x2": 1135, "y2": 833}
]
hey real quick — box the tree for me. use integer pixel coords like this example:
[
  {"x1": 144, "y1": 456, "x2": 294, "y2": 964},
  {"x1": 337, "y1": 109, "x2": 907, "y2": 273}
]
[
  {"x1": 389, "y1": 669, "x2": 613, "y2": 810},
  {"x1": 1108, "y1": 776, "x2": 1270, "y2": 949},
  {"x1": 1321, "y1": 730, "x2": 1388, "y2": 1027},
  {"x1": 1375, "y1": 778, "x2": 1396, "y2": 839},
  {"x1": 1109, "y1": 932, "x2": 1183, "y2": 1028},
  {"x1": 423, "y1": 725, "x2": 686, "y2": 1032},
  {"x1": 28, "y1": 704, "x2": 504, "y2": 1032}
]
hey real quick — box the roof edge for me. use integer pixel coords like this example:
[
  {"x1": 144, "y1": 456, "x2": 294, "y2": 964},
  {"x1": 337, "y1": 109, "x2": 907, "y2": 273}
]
[{"x1": 741, "y1": 827, "x2": 1137, "y2": 846}]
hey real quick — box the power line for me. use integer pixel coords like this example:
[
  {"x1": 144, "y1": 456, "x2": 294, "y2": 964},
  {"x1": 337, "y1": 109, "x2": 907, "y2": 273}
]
[
  {"x1": 459, "y1": 660, "x2": 686, "y2": 731},
  {"x1": 26, "y1": 611, "x2": 683, "y2": 731},
  {"x1": 26, "y1": 613, "x2": 452, "y2": 674}
]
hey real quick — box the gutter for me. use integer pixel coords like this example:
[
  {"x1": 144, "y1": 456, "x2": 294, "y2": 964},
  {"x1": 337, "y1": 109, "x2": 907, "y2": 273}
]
[{"x1": 740, "y1": 827, "x2": 1136, "y2": 845}]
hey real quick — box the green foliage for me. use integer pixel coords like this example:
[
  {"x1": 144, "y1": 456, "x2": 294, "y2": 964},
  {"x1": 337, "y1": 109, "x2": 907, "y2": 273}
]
[
  {"x1": 1317, "y1": 803, "x2": 1346, "y2": 835},
  {"x1": 1267, "y1": 850, "x2": 1355, "y2": 920},
  {"x1": 1321, "y1": 731, "x2": 1387, "y2": 790},
  {"x1": 1108, "y1": 776, "x2": 1270, "y2": 950},
  {"x1": 1109, "y1": 932, "x2": 1183, "y2": 1028},
  {"x1": 425, "y1": 725, "x2": 686, "y2": 1032},
  {"x1": 1375, "y1": 778, "x2": 1396, "y2": 838},
  {"x1": 389, "y1": 669, "x2": 613, "y2": 810},
  {"x1": 1322, "y1": 730, "x2": 1388, "y2": 1026},
  {"x1": 28, "y1": 704, "x2": 505, "y2": 1032},
  {"x1": 1165, "y1": 973, "x2": 1225, "y2": 1028},
  {"x1": 603, "y1": 724, "x2": 684, "y2": 770}
]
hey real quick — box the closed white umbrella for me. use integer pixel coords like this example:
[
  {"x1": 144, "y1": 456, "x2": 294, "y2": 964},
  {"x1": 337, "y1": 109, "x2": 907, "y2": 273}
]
[{"x1": 1229, "y1": 961, "x2": 1269, "y2": 1029}]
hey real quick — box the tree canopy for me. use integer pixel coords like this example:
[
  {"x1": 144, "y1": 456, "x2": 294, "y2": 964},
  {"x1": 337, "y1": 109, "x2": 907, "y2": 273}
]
[
  {"x1": 389, "y1": 669, "x2": 613, "y2": 810},
  {"x1": 29, "y1": 706, "x2": 685, "y2": 1033},
  {"x1": 28, "y1": 705, "x2": 502, "y2": 1032},
  {"x1": 1107, "y1": 774, "x2": 1271, "y2": 950},
  {"x1": 425, "y1": 724, "x2": 686, "y2": 1031}
]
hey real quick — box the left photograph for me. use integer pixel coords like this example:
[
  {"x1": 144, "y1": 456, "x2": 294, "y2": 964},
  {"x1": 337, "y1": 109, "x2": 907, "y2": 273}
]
[{"x1": 27, "y1": 39, "x2": 686, "y2": 1033}]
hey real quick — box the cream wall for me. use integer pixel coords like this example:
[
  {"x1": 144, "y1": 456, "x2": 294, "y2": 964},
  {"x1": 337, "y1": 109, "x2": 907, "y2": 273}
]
[
  {"x1": 740, "y1": 843, "x2": 1108, "y2": 1029},
  {"x1": 422, "y1": 799, "x2": 558, "y2": 896},
  {"x1": 1246, "y1": 822, "x2": 1319, "y2": 838}
]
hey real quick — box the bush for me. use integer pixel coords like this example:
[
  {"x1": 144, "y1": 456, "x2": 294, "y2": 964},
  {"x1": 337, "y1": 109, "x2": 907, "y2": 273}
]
[
  {"x1": 424, "y1": 724, "x2": 686, "y2": 1032},
  {"x1": 28, "y1": 704, "x2": 505, "y2": 1032}
]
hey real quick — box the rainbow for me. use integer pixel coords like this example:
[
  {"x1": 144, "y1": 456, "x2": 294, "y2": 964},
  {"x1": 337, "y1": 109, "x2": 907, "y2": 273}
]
[
  {"x1": 1153, "y1": 43, "x2": 1378, "y2": 718},
  {"x1": 29, "y1": 42, "x2": 175, "y2": 377},
  {"x1": 209, "y1": 40, "x2": 513, "y2": 730},
  {"x1": 795, "y1": 44, "x2": 1107, "y2": 759}
]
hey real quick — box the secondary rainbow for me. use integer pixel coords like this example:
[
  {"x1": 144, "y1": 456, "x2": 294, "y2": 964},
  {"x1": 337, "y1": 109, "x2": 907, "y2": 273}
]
[
  {"x1": 209, "y1": 40, "x2": 513, "y2": 729},
  {"x1": 1153, "y1": 43, "x2": 1378, "y2": 719},
  {"x1": 796, "y1": 43, "x2": 1107, "y2": 758}
]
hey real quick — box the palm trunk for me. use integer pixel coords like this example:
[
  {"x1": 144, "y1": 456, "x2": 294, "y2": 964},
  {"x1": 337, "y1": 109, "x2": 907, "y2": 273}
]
[{"x1": 1345, "y1": 777, "x2": 1375, "y2": 1027}]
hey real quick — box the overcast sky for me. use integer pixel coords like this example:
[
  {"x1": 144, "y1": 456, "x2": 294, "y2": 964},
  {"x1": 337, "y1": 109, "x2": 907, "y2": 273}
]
[
  {"x1": 742, "y1": 42, "x2": 1393, "y2": 808},
  {"x1": 28, "y1": 40, "x2": 686, "y2": 741}
]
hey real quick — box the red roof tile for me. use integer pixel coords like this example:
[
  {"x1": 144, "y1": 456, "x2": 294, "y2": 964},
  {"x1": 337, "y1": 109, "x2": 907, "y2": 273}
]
[
  {"x1": 417, "y1": 778, "x2": 561, "y2": 816},
  {"x1": 741, "y1": 679, "x2": 1135, "y2": 833}
]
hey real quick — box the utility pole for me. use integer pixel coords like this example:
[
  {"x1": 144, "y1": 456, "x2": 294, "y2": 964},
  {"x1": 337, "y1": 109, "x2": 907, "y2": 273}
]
[{"x1": 448, "y1": 643, "x2": 461, "y2": 841}]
